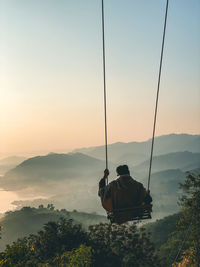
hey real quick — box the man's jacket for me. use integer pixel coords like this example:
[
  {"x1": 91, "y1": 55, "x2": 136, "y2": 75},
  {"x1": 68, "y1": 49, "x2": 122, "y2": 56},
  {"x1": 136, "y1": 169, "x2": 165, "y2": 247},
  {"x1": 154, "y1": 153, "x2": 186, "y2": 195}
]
[{"x1": 98, "y1": 175, "x2": 151, "y2": 222}]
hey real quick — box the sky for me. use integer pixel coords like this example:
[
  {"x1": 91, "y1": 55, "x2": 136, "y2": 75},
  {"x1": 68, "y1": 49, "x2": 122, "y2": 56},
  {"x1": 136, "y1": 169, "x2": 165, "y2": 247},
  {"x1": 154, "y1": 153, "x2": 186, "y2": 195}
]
[{"x1": 0, "y1": 0, "x2": 200, "y2": 158}]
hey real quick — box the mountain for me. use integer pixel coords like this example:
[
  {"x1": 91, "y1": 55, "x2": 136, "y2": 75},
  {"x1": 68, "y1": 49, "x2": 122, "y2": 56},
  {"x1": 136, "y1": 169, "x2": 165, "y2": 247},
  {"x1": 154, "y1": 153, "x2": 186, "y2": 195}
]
[
  {"x1": 0, "y1": 206, "x2": 106, "y2": 251},
  {"x1": 74, "y1": 134, "x2": 200, "y2": 165},
  {"x1": 146, "y1": 169, "x2": 186, "y2": 218},
  {"x1": 0, "y1": 156, "x2": 26, "y2": 175},
  {"x1": 0, "y1": 153, "x2": 110, "y2": 214},
  {"x1": 145, "y1": 213, "x2": 181, "y2": 248},
  {"x1": 1, "y1": 134, "x2": 199, "y2": 219},
  {"x1": 0, "y1": 152, "x2": 108, "y2": 191},
  {"x1": 134, "y1": 151, "x2": 200, "y2": 175}
]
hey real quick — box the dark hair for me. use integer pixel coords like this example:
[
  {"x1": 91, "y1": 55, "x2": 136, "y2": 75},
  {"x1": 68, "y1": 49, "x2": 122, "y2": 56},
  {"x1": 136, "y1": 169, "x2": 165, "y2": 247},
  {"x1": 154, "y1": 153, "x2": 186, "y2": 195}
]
[{"x1": 116, "y1": 165, "x2": 130, "y2": 175}]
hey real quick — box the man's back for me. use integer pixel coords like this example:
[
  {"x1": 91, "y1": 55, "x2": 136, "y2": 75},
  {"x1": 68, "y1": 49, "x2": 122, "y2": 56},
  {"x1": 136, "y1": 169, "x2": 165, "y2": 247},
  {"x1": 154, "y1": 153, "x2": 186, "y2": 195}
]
[
  {"x1": 99, "y1": 174, "x2": 146, "y2": 212},
  {"x1": 107, "y1": 175, "x2": 146, "y2": 210}
]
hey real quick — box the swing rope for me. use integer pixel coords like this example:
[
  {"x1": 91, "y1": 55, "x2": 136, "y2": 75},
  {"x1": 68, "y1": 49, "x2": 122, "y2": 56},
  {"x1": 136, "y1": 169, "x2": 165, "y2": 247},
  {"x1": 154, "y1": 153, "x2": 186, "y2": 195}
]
[
  {"x1": 101, "y1": 0, "x2": 108, "y2": 185},
  {"x1": 147, "y1": 0, "x2": 169, "y2": 191},
  {"x1": 101, "y1": 0, "x2": 169, "y2": 190}
]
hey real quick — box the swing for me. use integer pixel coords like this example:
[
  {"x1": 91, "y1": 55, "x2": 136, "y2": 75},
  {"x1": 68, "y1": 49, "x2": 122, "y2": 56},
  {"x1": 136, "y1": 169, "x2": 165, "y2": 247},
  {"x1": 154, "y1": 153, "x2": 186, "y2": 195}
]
[
  {"x1": 100, "y1": 0, "x2": 169, "y2": 223},
  {"x1": 107, "y1": 204, "x2": 152, "y2": 224}
]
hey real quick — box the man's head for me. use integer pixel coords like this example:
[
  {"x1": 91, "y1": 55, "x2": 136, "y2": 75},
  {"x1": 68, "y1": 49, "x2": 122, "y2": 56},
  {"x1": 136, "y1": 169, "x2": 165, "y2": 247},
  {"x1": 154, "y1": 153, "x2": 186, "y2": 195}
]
[{"x1": 116, "y1": 165, "x2": 130, "y2": 176}]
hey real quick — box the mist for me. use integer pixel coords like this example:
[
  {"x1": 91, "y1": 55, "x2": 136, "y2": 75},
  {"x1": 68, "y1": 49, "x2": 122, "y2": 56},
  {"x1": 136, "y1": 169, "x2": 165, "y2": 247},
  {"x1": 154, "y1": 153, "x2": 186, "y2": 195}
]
[{"x1": 0, "y1": 134, "x2": 199, "y2": 220}]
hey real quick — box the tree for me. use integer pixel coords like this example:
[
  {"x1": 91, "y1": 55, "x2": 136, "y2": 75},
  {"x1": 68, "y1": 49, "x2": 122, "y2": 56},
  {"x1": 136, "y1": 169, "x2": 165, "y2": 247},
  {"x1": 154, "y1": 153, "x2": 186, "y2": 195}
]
[
  {"x1": 0, "y1": 218, "x2": 88, "y2": 266},
  {"x1": 160, "y1": 172, "x2": 200, "y2": 266},
  {"x1": 53, "y1": 244, "x2": 93, "y2": 267},
  {"x1": 172, "y1": 248, "x2": 196, "y2": 267},
  {"x1": 0, "y1": 239, "x2": 31, "y2": 267},
  {"x1": 47, "y1": 204, "x2": 55, "y2": 211},
  {"x1": 88, "y1": 222, "x2": 160, "y2": 267},
  {"x1": 0, "y1": 217, "x2": 161, "y2": 266},
  {"x1": 177, "y1": 172, "x2": 200, "y2": 266},
  {"x1": 28, "y1": 218, "x2": 87, "y2": 263}
]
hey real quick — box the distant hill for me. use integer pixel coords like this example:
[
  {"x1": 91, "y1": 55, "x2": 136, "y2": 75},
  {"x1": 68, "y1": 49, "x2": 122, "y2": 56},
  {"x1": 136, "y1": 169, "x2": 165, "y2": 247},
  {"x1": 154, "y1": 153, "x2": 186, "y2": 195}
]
[
  {"x1": 1, "y1": 152, "x2": 108, "y2": 191},
  {"x1": 145, "y1": 169, "x2": 186, "y2": 219},
  {"x1": 1, "y1": 134, "x2": 199, "y2": 220},
  {"x1": 145, "y1": 213, "x2": 180, "y2": 248},
  {"x1": 0, "y1": 153, "x2": 109, "y2": 215},
  {"x1": 134, "y1": 151, "x2": 200, "y2": 175},
  {"x1": 1, "y1": 149, "x2": 199, "y2": 218},
  {"x1": 0, "y1": 206, "x2": 106, "y2": 251},
  {"x1": 131, "y1": 169, "x2": 186, "y2": 219},
  {"x1": 74, "y1": 134, "x2": 200, "y2": 165},
  {"x1": 0, "y1": 156, "x2": 26, "y2": 175}
]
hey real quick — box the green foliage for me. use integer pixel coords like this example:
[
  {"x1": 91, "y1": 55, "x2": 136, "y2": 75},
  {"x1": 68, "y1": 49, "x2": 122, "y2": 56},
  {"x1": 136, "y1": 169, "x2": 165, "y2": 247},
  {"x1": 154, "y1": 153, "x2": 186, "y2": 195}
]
[
  {"x1": 29, "y1": 218, "x2": 87, "y2": 263},
  {"x1": 0, "y1": 217, "x2": 160, "y2": 267},
  {"x1": 0, "y1": 218, "x2": 87, "y2": 266},
  {"x1": 53, "y1": 245, "x2": 93, "y2": 267},
  {"x1": 145, "y1": 213, "x2": 180, "y2": 248},
  {"x1": 0, "y1": 239, "x2": 30, "y2": 267},
  {"x1": 47, "y1": 204, "x2": 55, "y2": 211},
  {"x1": 88, "y1": 223, "x2": 160, "y2": 267},
  {"x1": 159, "y1": 172, "x2": 200, "y2": 266},
  {"x1": 0, "y1": 205, "x2": 106, "y2": 251}
]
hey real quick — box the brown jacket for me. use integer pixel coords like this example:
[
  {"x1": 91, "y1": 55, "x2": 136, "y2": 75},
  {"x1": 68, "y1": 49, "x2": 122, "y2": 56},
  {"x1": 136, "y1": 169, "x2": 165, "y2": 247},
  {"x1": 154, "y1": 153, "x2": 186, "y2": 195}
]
[{"x1": 98, "y1": 175, "x2": 148, "y2": 213}]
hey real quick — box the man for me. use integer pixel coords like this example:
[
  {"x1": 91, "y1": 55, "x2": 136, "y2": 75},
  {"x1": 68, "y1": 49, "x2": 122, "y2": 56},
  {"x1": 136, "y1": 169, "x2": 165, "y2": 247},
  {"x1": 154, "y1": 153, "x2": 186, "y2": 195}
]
[{"x1": 98, "y1": 165, "x2": 152, "y2": 223}]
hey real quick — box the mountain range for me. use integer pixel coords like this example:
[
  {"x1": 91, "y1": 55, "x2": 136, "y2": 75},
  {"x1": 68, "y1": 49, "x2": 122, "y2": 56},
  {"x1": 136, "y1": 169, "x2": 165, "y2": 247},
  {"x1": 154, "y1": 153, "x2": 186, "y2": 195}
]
[
  {"x1": 74, "y1": 133, "x2": 200, "y2": 165},
  {"x1": 0, "y1": 133, "x2": 199, "y2": 219}
]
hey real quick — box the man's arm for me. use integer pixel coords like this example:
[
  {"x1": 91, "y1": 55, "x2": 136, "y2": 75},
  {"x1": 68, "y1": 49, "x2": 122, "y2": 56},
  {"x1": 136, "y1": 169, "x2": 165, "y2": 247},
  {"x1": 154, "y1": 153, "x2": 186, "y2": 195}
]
[
  {"x1": 98, "y1": 177, "x2": 106, "y2": 194},
  {"x1": 138, "y1": 183, "x2": 152, "y2": 205},
  {"x1": 144, "y1": 190, "x2": 152, "y2": 204},
  {"x1": 98, "y1": 169, "x2": 109, "y2": 197},
  {"x1": 98, "y1": 169, "x2": 113, "y2": 212}
]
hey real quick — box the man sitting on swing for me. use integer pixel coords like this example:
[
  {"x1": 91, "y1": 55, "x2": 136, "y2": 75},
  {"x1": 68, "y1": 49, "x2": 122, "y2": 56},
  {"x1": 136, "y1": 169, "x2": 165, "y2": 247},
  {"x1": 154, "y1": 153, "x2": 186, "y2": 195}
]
[{"x1": 98, "y1": 165, "x2": 152, "y2": 223}]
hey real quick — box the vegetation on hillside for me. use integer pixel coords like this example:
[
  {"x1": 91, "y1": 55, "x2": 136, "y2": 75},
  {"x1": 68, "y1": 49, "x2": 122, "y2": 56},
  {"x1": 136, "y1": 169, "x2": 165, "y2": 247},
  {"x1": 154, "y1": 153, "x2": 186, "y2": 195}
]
[
  {"x1": 159, "y1": 172, "x2": 200, "y2": 266},
  {"x1": 0, "y1": 205, "x2": 106, "y2": 251},
  {"x1": 0, "y1": 219, "x2": 160, "y2": 267},
  {"x1": 145, "y1": 213, "x2": 181, "y2": 249},
  {"x1": 144, "y1": 172, "x2": 200, "y2": 266}
]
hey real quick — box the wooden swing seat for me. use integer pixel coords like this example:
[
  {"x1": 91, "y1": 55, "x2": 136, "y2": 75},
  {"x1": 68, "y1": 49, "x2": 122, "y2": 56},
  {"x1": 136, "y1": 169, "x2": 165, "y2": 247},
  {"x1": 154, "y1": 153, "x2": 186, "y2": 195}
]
[{"x1": 107, "y1": 204, "x2": 152, "y2": 224}]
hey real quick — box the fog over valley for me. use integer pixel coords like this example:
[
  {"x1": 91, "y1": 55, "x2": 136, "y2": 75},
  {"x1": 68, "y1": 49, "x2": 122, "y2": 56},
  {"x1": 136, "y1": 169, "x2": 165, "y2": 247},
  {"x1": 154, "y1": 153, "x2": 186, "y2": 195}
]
[{"x1": 0, "y1": 133, "x2": 199, "y2": 220}]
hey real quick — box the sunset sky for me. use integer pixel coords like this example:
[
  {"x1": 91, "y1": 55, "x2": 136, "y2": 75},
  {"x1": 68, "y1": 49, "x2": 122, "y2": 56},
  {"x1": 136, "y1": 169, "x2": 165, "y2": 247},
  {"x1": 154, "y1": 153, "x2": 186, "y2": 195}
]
[{"x1": 0, "y1": 0, "x2": 199, "y2": 158}]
